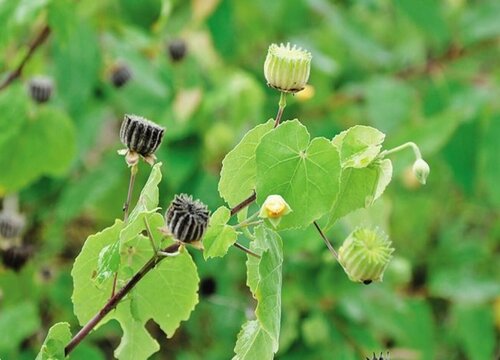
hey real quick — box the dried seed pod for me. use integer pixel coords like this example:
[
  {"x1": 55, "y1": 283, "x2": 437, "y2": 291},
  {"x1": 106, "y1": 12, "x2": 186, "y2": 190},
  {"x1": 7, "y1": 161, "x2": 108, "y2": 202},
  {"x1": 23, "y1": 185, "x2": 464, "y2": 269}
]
[
  {"x1": 165, "y1": 194, "x2": 210, "y2": 244},
  {"x1": 28, "y1": 76, "x2": 53, "y2": 103},
  {"x1": 0, "y1": 211, "x2": 25, "y2": 239},
  {"x1": 338, "y1": 228, "x2": 394, "y2": 284},
  {"x1": 110, "y1": 64, "x2": 133, "y2": 88},
  {"x1": 168, "y1": 39, "x2": 187, "y2": 62},
  {"x1": 1, "y1": 245, "x2": 32, "y2": 272},
  {"x1": 119, "y1": 114, "x2": 165, "y2": 157}
]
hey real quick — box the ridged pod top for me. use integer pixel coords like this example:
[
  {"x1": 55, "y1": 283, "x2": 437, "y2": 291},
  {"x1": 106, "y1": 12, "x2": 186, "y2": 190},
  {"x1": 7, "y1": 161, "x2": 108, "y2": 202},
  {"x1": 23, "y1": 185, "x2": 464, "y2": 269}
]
[
  {"x1": 0, "y1": 211, "x2": 25, "y2": 239},
  {"x1": 119, "y1": 114, "x2": 165, "y2": 157},
  {"x1": 264, "y1": 43, "x2": 312, "y2": 93},
  {"x1": 165, "y1": 194, "x2": 210, "y2": 244},
  {"x1": 338, "y1": 228, "x2": 394, "y2": 284}
]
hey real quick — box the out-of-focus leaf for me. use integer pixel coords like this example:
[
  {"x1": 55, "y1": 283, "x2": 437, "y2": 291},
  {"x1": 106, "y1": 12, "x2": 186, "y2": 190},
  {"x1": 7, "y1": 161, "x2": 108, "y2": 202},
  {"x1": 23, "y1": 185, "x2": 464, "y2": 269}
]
[{"x1": 0, "y1": 302, "x2": 40, "y2": 355}]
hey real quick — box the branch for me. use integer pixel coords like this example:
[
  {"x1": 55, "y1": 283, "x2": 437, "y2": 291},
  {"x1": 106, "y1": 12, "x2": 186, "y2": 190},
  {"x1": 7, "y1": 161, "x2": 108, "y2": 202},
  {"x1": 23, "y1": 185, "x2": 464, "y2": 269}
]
[
  {"x1": 0, "y1": 25, "x2": 51, "y2": 92},
  {"x1": 64, "y1": 242, "x2": 181, "y2": 356},
  {"x1": 230, "y1": 191, "x2": 256, "y2": 216}
]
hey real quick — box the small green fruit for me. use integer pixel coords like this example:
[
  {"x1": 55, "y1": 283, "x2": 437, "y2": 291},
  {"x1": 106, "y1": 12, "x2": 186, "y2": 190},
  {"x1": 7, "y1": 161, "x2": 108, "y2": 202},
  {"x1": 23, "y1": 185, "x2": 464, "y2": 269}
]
[
  {"x1": 338, "y1": 228, "x2": 394, "y2": 284},
  {"x1": 264, "y1": 43, "x2": 312, "y2": 93}
]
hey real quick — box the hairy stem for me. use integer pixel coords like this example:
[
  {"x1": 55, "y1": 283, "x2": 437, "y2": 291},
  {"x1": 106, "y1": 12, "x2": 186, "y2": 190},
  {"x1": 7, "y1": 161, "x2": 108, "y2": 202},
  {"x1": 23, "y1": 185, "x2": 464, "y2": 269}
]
[
  {"x1": 230, "y1": 192, "x2": 256, "y2": 216},
  {"x1": 380, "y1": 141, "x2": 422, "y2": 160},
  {"x1": 123, "y1": 164, "x2": 138, "y2": 222},
  {"x1": 233, "y1": 242, "x2": 261, "y2": 259},
  {"x1": 64, "y1": 243, "x2": 181, "y2": 356},
  {"x1": 0, "y1": 25, "x2": 51, "y2": 91},
  {"x1": 313, "y1": 221, "x2": 338, "y2": 260},
  {"x1": 273, "y1": 92, "x2": 287, "y2": 128}
]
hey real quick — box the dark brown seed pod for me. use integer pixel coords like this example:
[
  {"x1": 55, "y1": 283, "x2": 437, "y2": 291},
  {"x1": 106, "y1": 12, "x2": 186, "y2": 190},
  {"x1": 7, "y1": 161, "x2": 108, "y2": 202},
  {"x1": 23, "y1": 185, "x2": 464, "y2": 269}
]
[
  {"x1": 110, "y1": 64, "x2": 132, "y2": 88},
  {"x1": 168, "y1": 39, "x2": 187, "y2": 62},
  {"x1": 119, "y1": 114, "x2": 165, "y2": 157},
  {"x1": 165, "y1": 194, "x2": 210, "y2": 244},
  {"x1": 1, "y1": 245, "x2": 32, "y2": 272},
  {"x1": 28, "y1": 76, "x2": 53, "y2": 103},
  {"x1": 0, "y1": 211, "x2": 25, "y2": 239}
]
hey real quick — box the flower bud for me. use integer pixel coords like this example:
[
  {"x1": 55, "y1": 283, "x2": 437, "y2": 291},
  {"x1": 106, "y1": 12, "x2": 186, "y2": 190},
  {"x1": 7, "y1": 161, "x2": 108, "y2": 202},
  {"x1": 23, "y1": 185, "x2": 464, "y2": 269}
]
[
  {"x1": 1, "y1": 245, "x2": 32, "y2": 272},
  {"x1": 119, "y1": 114, "x2": 165, "y2": 165},
  {"x1": 264, "y1": 43, "x2": 312, "y2": 93},
  {"x1": 412, "y1": 158, "x2": 430, "y2": 185},
  {"x1": 258, "y1": 194, "x2": 292, "y2": 228},
  {"x1": 164, "y1": 194, "x2": 210, "y2": 246},
  {"x1": 338, "y1": 228, "x2": 394, "y2": 284},
  {"x1": 168, "y1": 39, "x2": 187, "y2": 62},
  {"x1": 0, "y1": 211, "x2": 25, "y2": 239},
  {"x1": 110, "y1": 64, "x2": 132, "y2": 88},
  {"x1": 28, "y1": 76, "x2": 53, "y2": 103}
]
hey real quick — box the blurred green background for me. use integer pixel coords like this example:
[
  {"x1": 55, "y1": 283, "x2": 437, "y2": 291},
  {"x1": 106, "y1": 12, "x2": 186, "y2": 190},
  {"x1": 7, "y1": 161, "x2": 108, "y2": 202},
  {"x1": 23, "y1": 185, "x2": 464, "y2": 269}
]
[{"x1": 0, "y1": 0, "x2": 499, "y2": 359}]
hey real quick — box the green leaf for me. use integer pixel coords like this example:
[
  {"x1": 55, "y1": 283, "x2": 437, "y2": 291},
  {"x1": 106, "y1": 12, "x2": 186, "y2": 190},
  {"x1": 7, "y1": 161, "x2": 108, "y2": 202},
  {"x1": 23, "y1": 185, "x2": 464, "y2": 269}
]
[
  {"x1": 332, "y1": 125, "x2": 385, "y2": 168},
  {"x1": 203, "y1": 206, "x2": 238, "y2": 259},
  {"x1": 0, "y1": 105, "x2": 76, "y2": 193},
  {"x1": 36, "y1": 322, "x2": 72, "y2": 360},
  {"x1": 327, "y1": 159, "x2": 392, "y2": 228},
  {"x1": 255, "y1": 120, "x2": 341, "y2": 229},
  {"x1": 120, "y1": 209, "x2": 160, "y2": 247},
  {"x1": 453, "y1": 304, "x2": 495, "y2": 360},
  {"x1": 72, "y1": 220, "x2": 124, "y2": 324},
  {"x1": 72, "y1": 214, "x2": 199, "y2": 359},
  {"x1": 113, "y1": 307, "x2": 159, "y2": 360},
  {"x1": 253, "y1": 226, "x2": 283, "y2": 349},
  {"x1": 233, "y1": 320, "x2": 274, "y2": 360},
  {"x1": 95, "y1": 240, "x2": 121, "y2": 285},
  {"x1": 219, "y1": 119, "x2": 274, "y2": 207},
  {"x1": 128, "y1": 162, "x2": 163, "y2": 222},
  {"x1": 237, "y1": 225, "x2": 283, "y2": 359},
  {"x1": 0, "y1": 302, "x2": 40, "y2": 355}
]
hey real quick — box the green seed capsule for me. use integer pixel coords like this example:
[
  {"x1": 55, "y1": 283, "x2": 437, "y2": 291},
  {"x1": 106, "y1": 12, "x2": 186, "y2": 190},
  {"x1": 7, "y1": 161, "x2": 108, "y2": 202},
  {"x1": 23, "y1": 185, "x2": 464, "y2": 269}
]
[
  {"x1": 264, "y1": 43, "x2": 312, "y2": 93},
  {"x1": 338, "y1": 228, "x2": 394, "y2": 284}
]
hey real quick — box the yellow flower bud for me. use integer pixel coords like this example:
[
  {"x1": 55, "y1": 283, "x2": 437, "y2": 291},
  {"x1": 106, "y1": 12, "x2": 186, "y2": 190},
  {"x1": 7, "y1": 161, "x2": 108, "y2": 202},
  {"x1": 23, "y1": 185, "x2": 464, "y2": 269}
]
[{"x1": 258, "y1": 195, "x2": 292, "y2": 227}]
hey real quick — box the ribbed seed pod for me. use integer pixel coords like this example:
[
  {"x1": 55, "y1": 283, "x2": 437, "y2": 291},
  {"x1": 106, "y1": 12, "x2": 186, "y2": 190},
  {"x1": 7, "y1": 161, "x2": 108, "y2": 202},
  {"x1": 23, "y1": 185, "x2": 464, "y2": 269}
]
[
  {"x1": 264, "y1": 43, "x2": 312, "y2": 93},
  {"x1": 28, "y1": 76, "x2": 53, "y2": 103},
  {"x1": 119, "y1": 114, "x2": 165, "y2": 157},
  {"x1": 338, "y1": 228, "x2": 394, "y2": 284},
  {"x1": 1, "y1": 245, "x2": 32, "y2": 272},
  {"x1": 165, "y1": 194, "x2": 210, "y2": 244},
  {"x1": 168, "y1": 39, "x2": 187, "y2": 62},
  {"x1": 111, "y1": 64, "x2": 132, "y2": 88},
  {"x1": 366, "y1": 352, "x2": 390, "y2": 360},
  {"x1": 0, "y1": 211, "x2": 25, "y2": 239}
]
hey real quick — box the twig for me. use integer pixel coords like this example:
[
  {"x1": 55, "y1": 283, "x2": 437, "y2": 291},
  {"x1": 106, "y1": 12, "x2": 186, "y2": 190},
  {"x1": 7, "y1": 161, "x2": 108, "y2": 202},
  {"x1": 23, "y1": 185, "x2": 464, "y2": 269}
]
[
  {"x1": 313, "y1": 221, "x2": 338, "y2": 260},
  {"x1": 230, "y1": 192, "x2": 256, "y2": 216},
  {"x1": 233, "y1": 242, "x2": 261, "y2": 259},
  {"x1": 0, "y1": 25, "x2": 51, "y2": 92},
  {"x1": 64, "y1": 242, "x2": 181, "y2": 356}
]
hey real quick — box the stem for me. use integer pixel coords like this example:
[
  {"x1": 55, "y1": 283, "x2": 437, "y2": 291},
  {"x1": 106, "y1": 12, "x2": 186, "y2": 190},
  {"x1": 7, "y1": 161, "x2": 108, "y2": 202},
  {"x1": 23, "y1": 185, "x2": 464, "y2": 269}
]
[
  {"x1": 64, "y1": 243, "x2": 180, "y2": 356},
  {"x1": 233, "y1": 242, "x2": 261, "y2": 259},
  {"x1": 230, "y1": 192, "x2": 256, "y2": 216},
  {"x1": 313, "y1": 221, "x2": 338, "y2": 260},
  {"x1": 0, "y1": 25, "x2": 51, "y2": 92},
  {"x1": 380, "y1": 141, "x2": 422, "y2": 160},
  {"x1": 123, "y1": 164, "x2": 138, "y2": 222},
  {"x1": 234, "y1": 220, "x2": 263, "y2": 229},
  {"x1": 273, "y1": 92, "x2": 287, "y2": 128},
  {"x1": 143, "y1": 217, "x2": 158, "y2": 255}
]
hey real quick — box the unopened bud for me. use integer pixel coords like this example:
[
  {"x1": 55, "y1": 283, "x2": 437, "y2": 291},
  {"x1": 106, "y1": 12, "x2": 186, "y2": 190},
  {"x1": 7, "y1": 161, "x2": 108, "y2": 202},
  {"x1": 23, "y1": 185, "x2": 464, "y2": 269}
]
[
  {"x1": 412, "y1": 158, "x2": 430, "y2": 185},
  {"x1": 168, "y1": 39, "x2": 187, "y2": 62},
  {"x1": 258, "y1": 194, "x2": 292, "y2": 228},
  {"x1": 111, "y1": 64, "x2": 132, "y2": 88},
  {"x1": 338, "y1": 228, "x2": 394, "y2": 284},
  {"x1": 264, "y1": 43, "x2": 312, "y2": 94}
]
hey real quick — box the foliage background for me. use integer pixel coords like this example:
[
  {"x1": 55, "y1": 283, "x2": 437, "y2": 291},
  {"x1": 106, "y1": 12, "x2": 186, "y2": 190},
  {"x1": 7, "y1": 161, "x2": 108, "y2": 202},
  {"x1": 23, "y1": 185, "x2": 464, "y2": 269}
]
[{"x1": 0, "y1": 0, "x2": 499, "y2": 359}]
